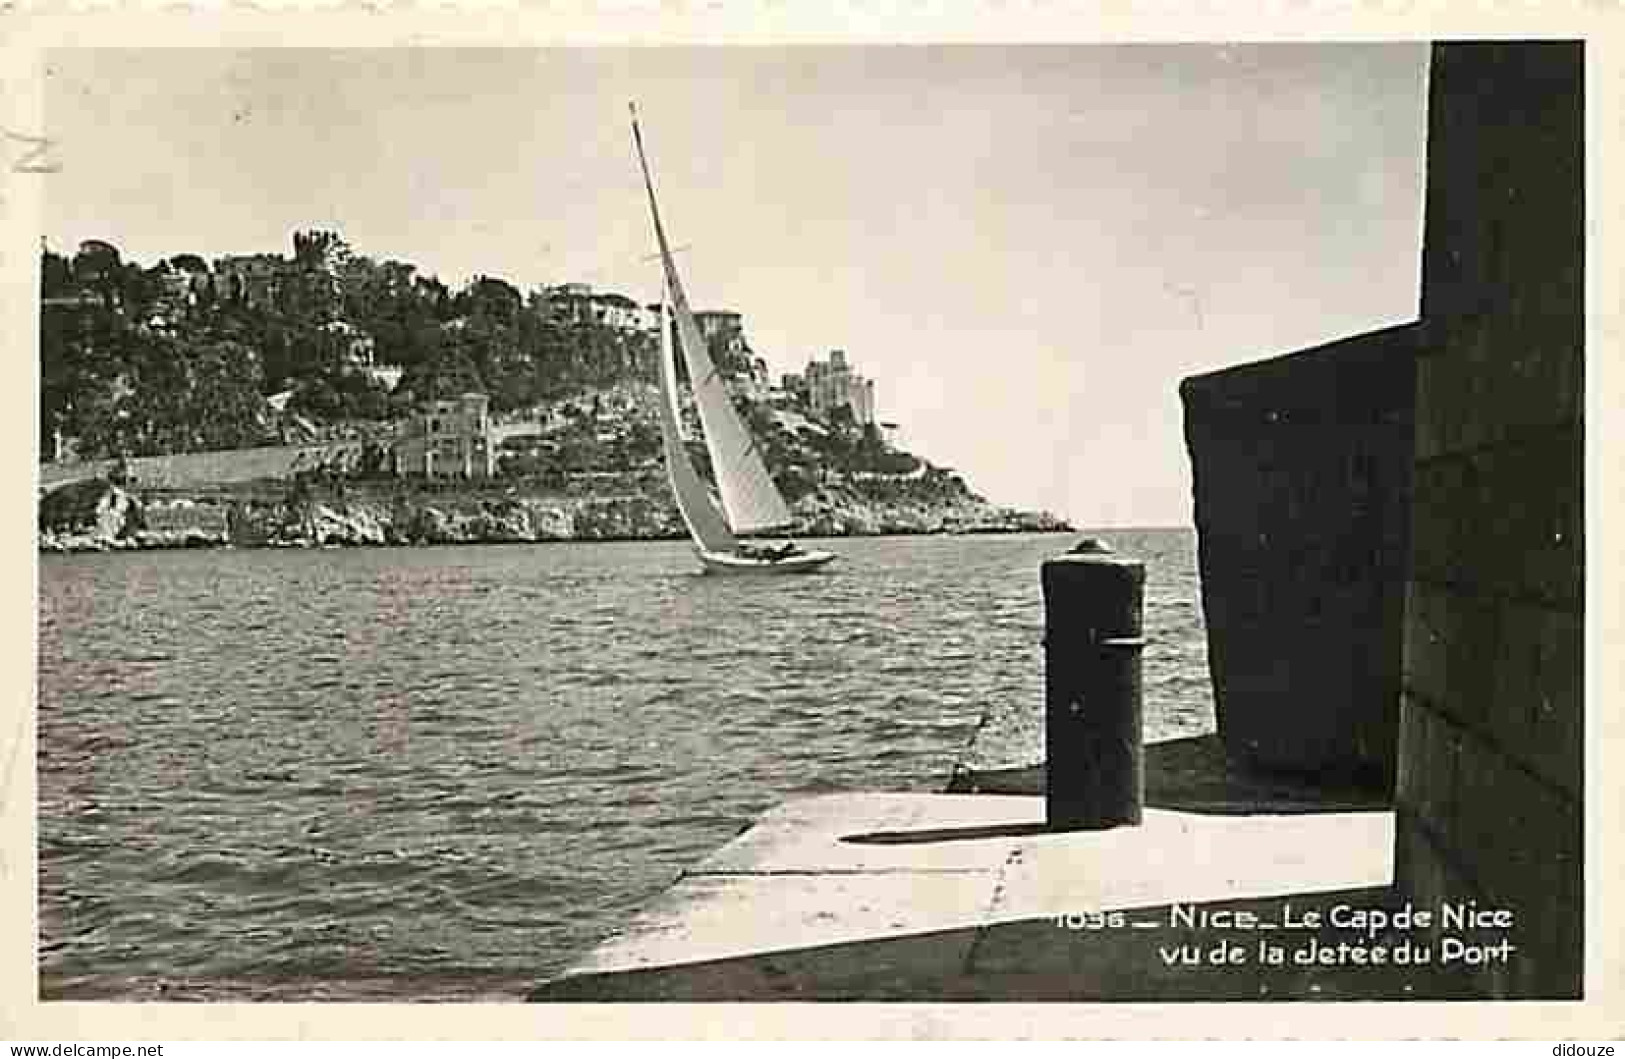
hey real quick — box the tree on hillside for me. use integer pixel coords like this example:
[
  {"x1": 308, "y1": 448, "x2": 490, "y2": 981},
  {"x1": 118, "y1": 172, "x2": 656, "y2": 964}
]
[
  {"x1": 71, "y1": 240, "x2": 129, "y2": 310},
  {"x1": 419, "y1": 276, "x2": 455, "y2": 321},
  {"x1": 41, "y1": 247, "x2": 73, "y2": 297},
  {"x1": 289, "y1": 369, "x2": 390, "y2": 422},
  {"x1": 441, "y1": 307, "x2": 528, "y2": 411},
  {"x1": 126, "y1": 264, "x2": 166, "y2": 312},
  {"x1": 521, "y1": 312, "x2": 578, "y2": 402},
  {"x1": 396, "y1": 347, "x2": 486, "y2": 404},
  {"x1": 337, "y1": 256, "x2": 458, "y2": 374},
  {"x1": 282, "y1": 323, "x2": 349, "y2": 380},
  {"x1": 71, "y1": 240, "x2": 121, "y2": 284},
  {"x1": 459, "y1": 276, "x2": 523, "y2": 326},
  {"x1": 40, "y1": 303, "x2": 129, "y2": 452},
  {"x1": 245, "y1": 316, "x2": 298, "y2": 392},
  {"x1": 185, "y1": 340, "x2": 274, "y2": 449}
]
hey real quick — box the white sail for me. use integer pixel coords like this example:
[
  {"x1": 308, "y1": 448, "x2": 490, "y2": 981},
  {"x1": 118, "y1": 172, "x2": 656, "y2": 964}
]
[
  {"x1": 631, "y1": 107, "x2": 795, "y2": 535},
  {"x1": 668, "y1": 280, "x2": 794, "y2": 533},
  {"x1": 654, "y1": 301, "x2": 736, "y2": 554}
]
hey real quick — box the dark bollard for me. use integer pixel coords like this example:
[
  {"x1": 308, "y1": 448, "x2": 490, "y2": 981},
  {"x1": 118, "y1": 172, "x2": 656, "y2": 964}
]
[{"x1": 1043, "y1": 547, "x2": 1146, "y2": 830}]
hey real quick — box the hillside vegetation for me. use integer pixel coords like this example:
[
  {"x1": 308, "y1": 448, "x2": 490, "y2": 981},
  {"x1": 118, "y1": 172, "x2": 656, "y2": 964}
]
[{"x1": 39, "y1": 233, "x2": 1072, "y2": 549}]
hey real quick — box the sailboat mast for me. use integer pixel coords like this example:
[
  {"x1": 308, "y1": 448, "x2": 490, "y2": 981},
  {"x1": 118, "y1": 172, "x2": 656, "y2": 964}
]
[
  {"x1": 631, "y1": 102, "x2": 707, "y2": 349},
  {"x1": 630, "y1": 103, "x2": 680, "y2": 288},
  {"x1": 630, "y1": 103, "x2": 795, "y2": 537}
]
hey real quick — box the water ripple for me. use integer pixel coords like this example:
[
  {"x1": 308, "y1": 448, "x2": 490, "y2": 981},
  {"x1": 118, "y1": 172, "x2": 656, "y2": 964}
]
[{"x1": 38, "y1": 530, "x2": 1210, "y2": 1000}]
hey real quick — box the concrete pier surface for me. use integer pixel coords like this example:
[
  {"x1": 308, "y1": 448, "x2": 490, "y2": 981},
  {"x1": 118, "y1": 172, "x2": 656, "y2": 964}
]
[{"x1": 532, "y1": 774, "x2": 1420, "y2": 1001}]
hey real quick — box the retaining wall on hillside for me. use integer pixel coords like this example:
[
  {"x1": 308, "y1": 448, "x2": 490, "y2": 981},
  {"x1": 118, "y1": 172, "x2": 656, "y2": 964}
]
[{"x1": 38, "y1": 442, "x2": 362, "y2": 490}]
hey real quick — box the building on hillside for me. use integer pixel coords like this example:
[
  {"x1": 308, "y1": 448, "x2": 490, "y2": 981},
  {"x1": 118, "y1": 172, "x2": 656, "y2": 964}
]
[
  {"x1": 286, "y1": 231, "x2": 346, "y2": 319},
  {"x1": 805, "y1": 349, "x2": 876, "y2": 426},
  {"x1": 46, "y1": 240, "x2": 126, "y2": 311},
  {"x1": 214, "y1": 232, "x2": 347, "y2": 316},
  {"x1": 147, "y1": 261, "x2": 216, "y2": 317},
  {"x1": 591, "y1": 292, "x2": 644, "y2": 332},
  {"x1": 292, "y1": 230, "x2": 350, "y2": 278},
  {"x1": 693, "y1": 309, "x2": 742, "y2": 342},
  {"x1": 547, "y1": 286, "x2": 590, "y2": 326},
  {"x1": 40, "y1": 290, "x2": 104, "y2": 312},
  {"x1": 687, "y1": 309, "x2": 755, "y2": 388},
  {"x1": 392, "y1": 392, "x2": 495, "y2": 478},
  {"x1": 216, "y1": 254, "x2": 285, "y2": 310},
  {"x1": 153, "y1": 262, "x2": 196, "y2": 306},
  {"x1": 693, "y1": 310, "x2": 750, "y2": 361},
  {"x1": 140, "y1": 313, "x2": 178, "y2": 336},
  {"x1": 366, "y1": 365, "x2": 405, "y2": 392},
  {"x1": 855, "y1": 378, "x2": 875, "y2": 424},
  {"x1": 321, "y1": 320, "x2": 377, "y2": 369},
  {"x1": 725, "y1": 355, "x2": 771, "y2": 401},
  {"x1": 71, "y1": 240, "x2": 121, "y2": 283},
  {"x1": 546, "y1": 283, "x2": 650, "y2": 334}
]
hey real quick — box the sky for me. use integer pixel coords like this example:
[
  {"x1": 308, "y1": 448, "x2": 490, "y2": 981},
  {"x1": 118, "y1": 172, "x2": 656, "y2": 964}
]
[{"x1": 43, "y1": 44, "x2": 1429, "y2": 527}]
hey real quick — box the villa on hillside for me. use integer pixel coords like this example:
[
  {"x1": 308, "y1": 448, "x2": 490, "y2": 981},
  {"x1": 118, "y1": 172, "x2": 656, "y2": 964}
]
[
  {"x1": 788, "y1": 350, "x2": 877, "y2": 427},
  {"x1": 393, "y1": 392, "x2": 495, "y2": 478},
  {"x1": 547, "y1": 283, "x2": 656, "y2": 334},
  {"x1": 321, "y1": 320, "x2": 376, "y2": 368},
  {"x1": 151, "y1": 257, "x2": 214, "y2": 315},
  {"x1": 366, "y1": 365, "x2": 405, "y2": 392},
  {"x1": 215, "y1": 230, "x2": 349, "y2": 314},
  {"x1": 214, "y1": 254, "x2": 285, "y2": 310},
  {"x1": 693, "y1": 309, "x2": 743, "y2": 343}
]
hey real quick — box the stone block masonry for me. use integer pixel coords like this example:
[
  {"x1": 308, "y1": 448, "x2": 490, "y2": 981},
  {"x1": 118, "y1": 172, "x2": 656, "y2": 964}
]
[
  {"x1": 1394, "y1": 41, "x2": 1584, "y2": 999},
  {"x1": 1181, "y1": 322, "x2": 1419, "y2": 787},
  {"x1": 1180, "y1": 41, "x2": 1585, "y2": 1000}
]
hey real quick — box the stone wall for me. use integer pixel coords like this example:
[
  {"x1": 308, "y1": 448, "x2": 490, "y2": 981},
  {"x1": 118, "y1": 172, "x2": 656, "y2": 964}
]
[
  {"x1": 1181, "y1": 323, "x2": 1419, "y2": 787},
  {"x1": 38, "y1": 442, "x2": 363, "y2": 490},
  {"x1": 140, "y1": 500, "x2": 231, "y2": 538},
  {"x1": 1393, "y1": 41, "x2": 1585, "y2": 998}
]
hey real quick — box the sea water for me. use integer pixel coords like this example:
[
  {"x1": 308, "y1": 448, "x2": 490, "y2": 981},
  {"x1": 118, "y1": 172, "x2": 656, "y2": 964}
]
[{"x1": 37, "y1": 529, "x2": 1212, "y2": 1001}]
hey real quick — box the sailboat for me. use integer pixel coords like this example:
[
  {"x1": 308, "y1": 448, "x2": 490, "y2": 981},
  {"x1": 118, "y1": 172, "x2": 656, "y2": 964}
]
[{"x1": 633, "y1": 104, "x2": 837, "y2": 576}]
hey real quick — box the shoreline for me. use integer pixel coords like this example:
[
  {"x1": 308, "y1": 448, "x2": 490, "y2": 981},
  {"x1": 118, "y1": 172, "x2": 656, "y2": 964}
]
[
  {"x1": 38, "y1": 523, "x2": 1077, "y2": 555},
  {"x1": 38, "y1": 475, "x2": 1075, "y2": 555}
]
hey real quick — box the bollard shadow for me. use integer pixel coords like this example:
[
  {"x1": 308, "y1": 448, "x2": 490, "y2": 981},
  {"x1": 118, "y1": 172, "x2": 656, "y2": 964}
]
[{"x1": 842, "y1": 822, "x2": 1052, "y2": 845}]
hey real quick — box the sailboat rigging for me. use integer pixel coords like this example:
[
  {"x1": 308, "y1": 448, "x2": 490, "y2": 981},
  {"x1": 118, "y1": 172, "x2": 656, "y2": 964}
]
[{"x1": 633, "y1": 103, "x2": 837, "y2": 576}]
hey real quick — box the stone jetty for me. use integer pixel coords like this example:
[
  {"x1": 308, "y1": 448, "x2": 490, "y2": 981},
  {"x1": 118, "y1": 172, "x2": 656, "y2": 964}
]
[{"x1": 528, "y1": 41, "x2": 1587, "y2": 1008}]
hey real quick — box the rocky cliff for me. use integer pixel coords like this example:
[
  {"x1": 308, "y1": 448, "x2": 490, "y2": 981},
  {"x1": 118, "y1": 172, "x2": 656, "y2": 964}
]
[{"x1": 38, "y1": 479, "x2": 1071, "y2": 553}]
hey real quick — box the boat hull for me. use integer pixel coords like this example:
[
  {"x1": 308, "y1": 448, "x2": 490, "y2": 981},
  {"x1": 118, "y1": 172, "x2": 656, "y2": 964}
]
[{"x1": 698, "y1": 549, "x2": 838, "y2": 576}]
